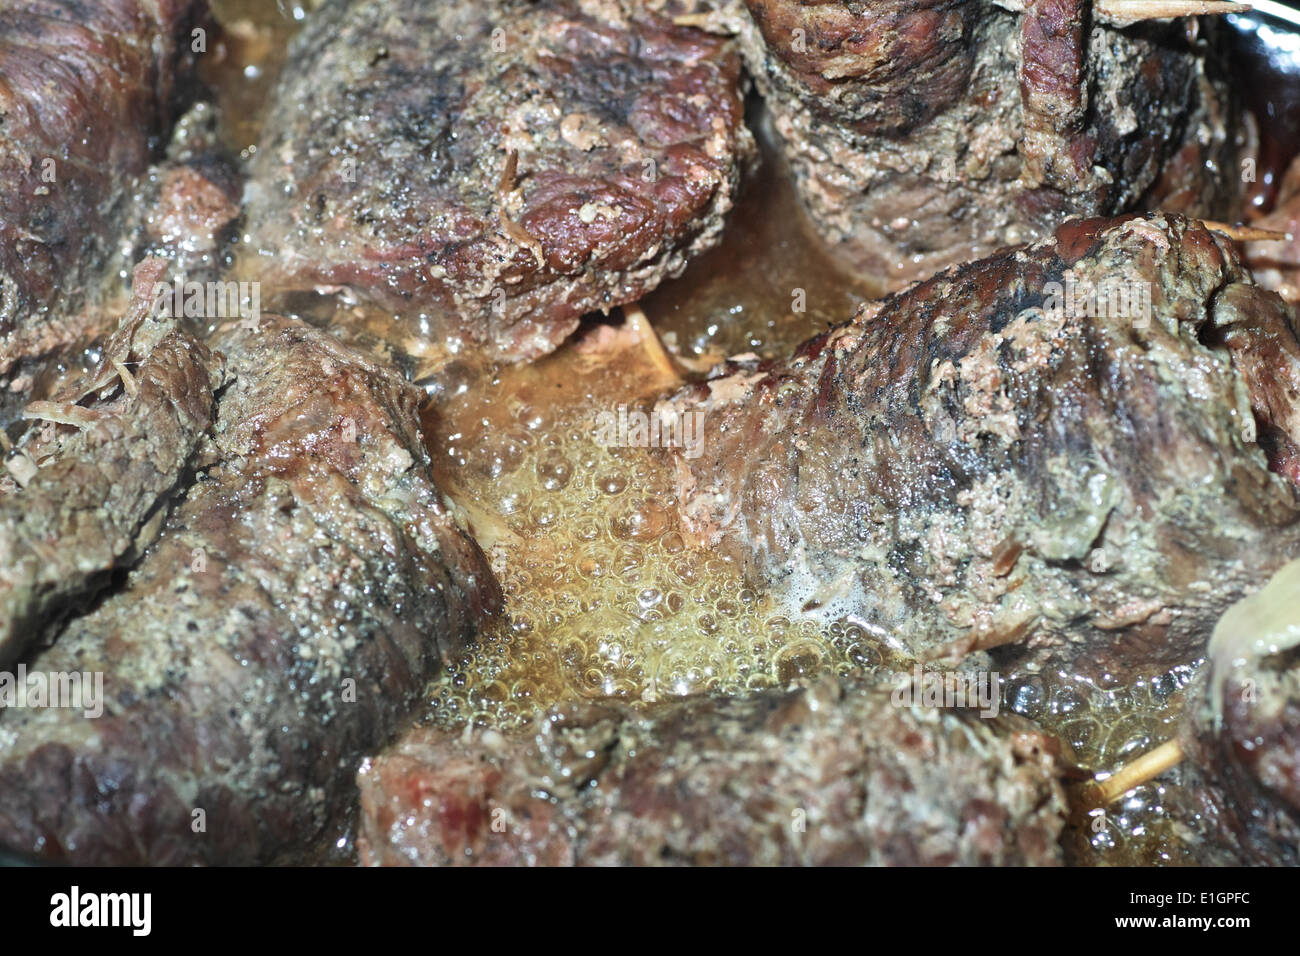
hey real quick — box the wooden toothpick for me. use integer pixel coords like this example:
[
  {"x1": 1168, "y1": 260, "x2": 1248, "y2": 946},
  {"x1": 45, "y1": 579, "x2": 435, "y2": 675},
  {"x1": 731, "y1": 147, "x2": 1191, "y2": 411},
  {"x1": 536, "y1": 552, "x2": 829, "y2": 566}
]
[{"x1": 1081, "y1": 739, "x2": 1185, "y2": 809}]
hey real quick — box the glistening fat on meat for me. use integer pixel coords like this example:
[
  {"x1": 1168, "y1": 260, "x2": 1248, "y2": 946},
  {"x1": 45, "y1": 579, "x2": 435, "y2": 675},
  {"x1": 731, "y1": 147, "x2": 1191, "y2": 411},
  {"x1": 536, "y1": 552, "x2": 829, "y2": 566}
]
[{"x1": 0, "y1": 0, "x2": 210, "y2": 377}]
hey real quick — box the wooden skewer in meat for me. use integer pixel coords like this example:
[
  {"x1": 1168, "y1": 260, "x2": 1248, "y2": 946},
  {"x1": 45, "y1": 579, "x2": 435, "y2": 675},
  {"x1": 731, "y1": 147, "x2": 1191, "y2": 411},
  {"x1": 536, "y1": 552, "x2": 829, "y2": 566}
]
[
  {"x1": 1095, "y1": 0, "x2": 1246, "y2": 23},
  {"x1": 623, "y1": 303, "x2": 686, "y2": 385},
  {"x1": 1057, "y1": 550, "x2": 1300, "y2": 814},
  {"x1": 1079, "y1": 739, "x2": 1185, "y2": 808},
  {"x1": 678, "y1": 1, "x2": 1254, "y2": 26},
  {"x1": 1200, "y1": 220, "x2": 1290, "y2": 242},
  {"x1": 1244, "y1": 154, "x2": 1300, "y2": 303}
]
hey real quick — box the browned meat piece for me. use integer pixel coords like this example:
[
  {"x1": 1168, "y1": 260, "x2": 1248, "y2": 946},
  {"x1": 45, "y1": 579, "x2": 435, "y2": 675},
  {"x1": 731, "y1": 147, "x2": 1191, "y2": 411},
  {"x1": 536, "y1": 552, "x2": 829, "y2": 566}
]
[
  {"x1": 1179, "y1": 559, "x2": 1300, "y2": 866},
  {"x1": 1245, "y1": 154, "x2": 1300, "y2": 306},
  {"x1": 242, "y1": 0, "x2": 753, "y2": 362},
  {"x1": 0, "y1": 259, "x2": 223, "y2": 667},
  {"x1": 662, "y1": 214, "x2": 1300, "y2": 684},
  {"x1": 357, "y1": 676, "x2": 1068, "y2": 866},
  {"x1": 1209, "y1": 282, "x2": 1300, "y2": 487},
  {"x1": 0, "y1": 317, "x2": 500, "y2": 864},
  {"x1": 727, "y1": 0, "x2": 1239, "y2": 288},
  {"x1": 0, "y1": 0, "x2": 210, "y2": 376}
]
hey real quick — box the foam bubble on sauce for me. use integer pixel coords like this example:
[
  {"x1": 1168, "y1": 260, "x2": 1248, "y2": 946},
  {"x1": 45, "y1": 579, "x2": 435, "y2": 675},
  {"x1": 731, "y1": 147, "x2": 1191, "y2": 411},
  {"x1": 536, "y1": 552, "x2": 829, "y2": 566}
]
[
  {"x1": 420, "y1": 336, "x2": 901, "y2": 730},
  {"x1": 1005, "y1": 663, "x2": 1200, "y2": 864},
  {"x1": 417, "y1": 324, "x2": 1214, "y2": 863},
  {"x1": 761, "y1": 543, "x2": 916, "y2": 665}
]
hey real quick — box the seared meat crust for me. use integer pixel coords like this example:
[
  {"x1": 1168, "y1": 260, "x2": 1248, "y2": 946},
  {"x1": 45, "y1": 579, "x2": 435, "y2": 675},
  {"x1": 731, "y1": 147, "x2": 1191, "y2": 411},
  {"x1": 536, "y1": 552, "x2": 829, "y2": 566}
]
[
  {"x1": 0, "y1": 0, "x2": 209, "y2": 375},
  {"x1": 1181, "y1": 560, "x2": 1300, "y2": 866},
  {"x1": 244, "y1": 0, "x2": 753, "y2": 361},
  {"x1": 359, "y1": 676, "x2": 1068, "y2": 866},
  {"x1": 0, "y1": 317, "x2": 499, "y2": 865},
  {"x1": 733, "y1": 0, "x2": 1239, "y2": 287},
  {"x1": 664, "y1": 215, "x2": 1300, "y2": 682},
  {"x1": 0, "y1": 259, "x2": 224, "y2": 667}
]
